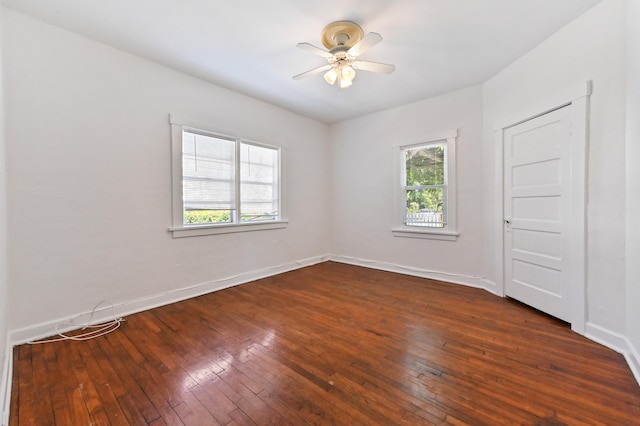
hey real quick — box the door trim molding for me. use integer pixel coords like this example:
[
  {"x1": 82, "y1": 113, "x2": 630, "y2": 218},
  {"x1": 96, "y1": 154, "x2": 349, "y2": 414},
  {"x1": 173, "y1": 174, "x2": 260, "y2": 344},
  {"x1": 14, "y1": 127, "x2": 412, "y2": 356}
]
[
  {"x1": 494, "y1": 80, "x2": 591, "y2": 335},
  {"x1": 492, "y1": 81, "x2": 592, "y2": 131}
]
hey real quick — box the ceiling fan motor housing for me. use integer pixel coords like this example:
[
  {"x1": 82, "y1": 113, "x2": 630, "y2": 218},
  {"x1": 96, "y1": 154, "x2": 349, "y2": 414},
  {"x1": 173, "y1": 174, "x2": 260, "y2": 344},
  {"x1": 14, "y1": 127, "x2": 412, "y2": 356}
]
[
  {"x1": 321, "y1": 21, "x2": 364, "y2": 50},
  {"x1": 328, "y1": 50, "x2": 353, "y2": 68}
]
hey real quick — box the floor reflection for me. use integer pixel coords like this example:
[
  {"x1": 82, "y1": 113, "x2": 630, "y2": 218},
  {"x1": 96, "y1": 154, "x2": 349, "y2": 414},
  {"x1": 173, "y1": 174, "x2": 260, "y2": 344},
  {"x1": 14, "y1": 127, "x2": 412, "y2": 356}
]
[{"x1": 182, "y1": 328, "x2": 277, "y2": 388}]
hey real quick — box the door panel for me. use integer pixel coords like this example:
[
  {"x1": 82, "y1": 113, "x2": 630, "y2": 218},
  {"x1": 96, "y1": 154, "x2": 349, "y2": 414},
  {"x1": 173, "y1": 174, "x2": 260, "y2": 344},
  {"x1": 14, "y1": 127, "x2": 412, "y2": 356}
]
[
  {"x1": 512, "y1": 228, "x2": 561, "y2": 258},
  {"x1": 512, "y1": 158, "x2": 561, "y2": 187},
  {"x1": 504, "y1": 106, "x2": 572, "y2": 322}
]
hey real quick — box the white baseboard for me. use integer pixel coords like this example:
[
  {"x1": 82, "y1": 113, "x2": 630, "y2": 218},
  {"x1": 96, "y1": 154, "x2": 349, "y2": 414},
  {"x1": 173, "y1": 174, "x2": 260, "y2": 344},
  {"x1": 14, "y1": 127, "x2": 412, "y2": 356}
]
[
  {"x1": 585, "y1": 322, "x2": 628, "y2": 352},
  {"x1": 625, "y1": 340, "x2": 640, "y2": 387},
  {"x1": 328, "y1": 254, "x2": 493, "y2": 293},
  {"x1": 585, "y1": 322, "x2": 640, "y2": 386},
  {"x1": 9, "y1": 254, "x2": 329, "y2": 346},
  {"x1": 481, "y1": 278, "x2": 499, "y2": 295}
]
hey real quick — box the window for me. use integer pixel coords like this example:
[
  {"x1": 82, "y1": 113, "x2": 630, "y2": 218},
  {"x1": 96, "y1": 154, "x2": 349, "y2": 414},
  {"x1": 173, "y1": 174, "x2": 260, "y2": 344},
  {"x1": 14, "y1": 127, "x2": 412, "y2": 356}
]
[
  {"x1": 403, "y1": 142, "x2": 447, "y2": 228},
  {"x1": 393, "y1": 130, "x2": 458, "y2": 240},
  {"x1": 170, "y1": 117, "x2": 286, "y2": 237}
]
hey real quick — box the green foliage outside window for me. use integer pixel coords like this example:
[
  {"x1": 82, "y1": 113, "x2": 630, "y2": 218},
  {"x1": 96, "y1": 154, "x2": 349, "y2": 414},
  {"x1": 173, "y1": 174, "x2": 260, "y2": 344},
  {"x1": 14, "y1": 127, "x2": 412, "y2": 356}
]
[
  {"x1": 406, "y1": 189, "x2": 443, "y2": 214},
  {"x1": 184, "y1": 210, "x2": 231, "y2": 224},
  {"x1": 184, "y1": 210, "x2": 277, "y2": 224}
]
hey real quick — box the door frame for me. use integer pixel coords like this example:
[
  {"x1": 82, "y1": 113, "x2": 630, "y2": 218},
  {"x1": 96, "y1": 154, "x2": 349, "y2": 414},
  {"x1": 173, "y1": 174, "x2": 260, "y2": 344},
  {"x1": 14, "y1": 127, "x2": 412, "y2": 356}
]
[{"x1": 493, "y1": 80, "x2": 591, "y2": 335}]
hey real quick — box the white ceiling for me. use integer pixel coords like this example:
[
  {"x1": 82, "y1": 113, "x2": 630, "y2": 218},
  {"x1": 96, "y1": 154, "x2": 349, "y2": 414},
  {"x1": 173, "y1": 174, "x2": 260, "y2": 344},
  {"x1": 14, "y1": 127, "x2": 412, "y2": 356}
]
[{"x1": 1, "y1": 0, "x2": 601, "y2": 124}]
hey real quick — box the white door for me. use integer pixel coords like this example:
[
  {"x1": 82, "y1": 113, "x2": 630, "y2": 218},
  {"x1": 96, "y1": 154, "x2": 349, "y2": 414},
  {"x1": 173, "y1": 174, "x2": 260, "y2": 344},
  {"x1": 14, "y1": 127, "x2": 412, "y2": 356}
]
[{"x1": 503, "y1": 106, "x2": 573, "y2": 323}]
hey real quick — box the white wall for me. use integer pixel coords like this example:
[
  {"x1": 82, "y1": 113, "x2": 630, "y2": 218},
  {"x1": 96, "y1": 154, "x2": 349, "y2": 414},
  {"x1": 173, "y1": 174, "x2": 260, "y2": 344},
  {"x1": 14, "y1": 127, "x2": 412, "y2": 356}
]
[
  {"x1": 3, "y1": 10, "x2": 330, "y2": 335},
  {"x1": 0, "y1": 6, "x2": 10, "y2": 422},
  {"x1": 329, "y1": 85, "x2": 485, "y2": 286},
  {"x1": 625, "y1": 0, "x2": 640, "y2": 375},
  {"x1": 483, "y1": 0, "x2": 628, "y2": 334}
]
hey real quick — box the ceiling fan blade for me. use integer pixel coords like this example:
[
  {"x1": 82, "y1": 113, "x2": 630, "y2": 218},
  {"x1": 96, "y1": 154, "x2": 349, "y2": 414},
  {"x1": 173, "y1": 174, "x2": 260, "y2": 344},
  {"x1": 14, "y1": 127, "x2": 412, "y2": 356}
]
[
  {"x1": 347, "y1": 32, "x2": 383, "y2": 57},
  {"x1": 296, "y1": 42, "x2": 333, "y2": 58},
  {"x1": 292, "y1": 64, "x2": 333, "y2": 80},
  {"x1": 352, "y1": 60, "x2": 395, "y2": 74}
]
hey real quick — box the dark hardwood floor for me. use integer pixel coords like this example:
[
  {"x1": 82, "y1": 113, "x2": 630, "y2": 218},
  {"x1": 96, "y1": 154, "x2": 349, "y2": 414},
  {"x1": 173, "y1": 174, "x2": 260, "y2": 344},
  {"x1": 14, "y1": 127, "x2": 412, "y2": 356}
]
[{"x1": 10, "y1": 262, "x2": 640, "y2": 425}]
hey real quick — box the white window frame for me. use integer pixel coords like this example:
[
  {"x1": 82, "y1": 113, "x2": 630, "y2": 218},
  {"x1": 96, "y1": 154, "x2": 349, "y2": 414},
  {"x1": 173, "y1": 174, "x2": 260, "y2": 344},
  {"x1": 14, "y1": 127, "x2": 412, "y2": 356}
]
[
  {"x1": 392, "y1": 129, "x2": 459, "y2": 241},
  {"x1": 169, "y1": 115, "x2": 287, "y2": 238}
]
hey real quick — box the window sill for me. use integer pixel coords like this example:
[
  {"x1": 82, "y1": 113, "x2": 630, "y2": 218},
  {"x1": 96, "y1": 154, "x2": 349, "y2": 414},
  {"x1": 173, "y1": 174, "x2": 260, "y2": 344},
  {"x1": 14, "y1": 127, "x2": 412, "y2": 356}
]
[
  {"x1": 391, "y1": 227, "x2": 459, "y2": 241},
  {"x1": 170, "y1": 220, "x2": 288, "y2": 238}
]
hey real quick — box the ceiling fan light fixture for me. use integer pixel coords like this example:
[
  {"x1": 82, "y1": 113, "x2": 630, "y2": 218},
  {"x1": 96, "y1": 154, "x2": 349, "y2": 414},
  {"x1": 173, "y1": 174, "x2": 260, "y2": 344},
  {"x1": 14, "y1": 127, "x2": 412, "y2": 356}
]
[
  {"x1": 341, "y1": 66, "x2": 356, "y2": 82},
  {"x1": 324, "y1": 68, "x2": 337, "y2": 85},
  {"x1": 338, "y1": 75, "x2": 353, "y2": 89}
]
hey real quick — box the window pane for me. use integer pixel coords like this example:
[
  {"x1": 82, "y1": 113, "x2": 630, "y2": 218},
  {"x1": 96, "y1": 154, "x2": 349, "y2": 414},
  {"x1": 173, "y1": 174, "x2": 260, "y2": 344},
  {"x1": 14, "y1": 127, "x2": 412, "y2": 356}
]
[
  {"x1": 405, "y1": 144, "x2": 445, "y2": 186},
  {"x1": 240, "y1": 142, "x2": 279, "y2": 222},
  {"x1": 182, "y1": 131, "x2": 235, "y2": 224},
  {"x1": 406, "y1": 188, "x2": 445, "y2": 227}
]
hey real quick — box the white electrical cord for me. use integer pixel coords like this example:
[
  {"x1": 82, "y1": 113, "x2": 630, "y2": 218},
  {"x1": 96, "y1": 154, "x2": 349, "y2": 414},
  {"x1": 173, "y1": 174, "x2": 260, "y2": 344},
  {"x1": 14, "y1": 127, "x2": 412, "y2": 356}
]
[{"x1": 28, "y1": 300, "x2": 125, "y2": 344}]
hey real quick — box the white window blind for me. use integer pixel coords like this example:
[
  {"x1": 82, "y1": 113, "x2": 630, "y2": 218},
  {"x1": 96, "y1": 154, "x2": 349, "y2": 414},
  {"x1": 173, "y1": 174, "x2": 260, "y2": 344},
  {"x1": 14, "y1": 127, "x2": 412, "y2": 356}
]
[
  {"x1": 182, "y1": 130, "x2": 236, "y2": 215},
  {"x1": 240, "y1": 142, "x2": 279, "y2": 221}
]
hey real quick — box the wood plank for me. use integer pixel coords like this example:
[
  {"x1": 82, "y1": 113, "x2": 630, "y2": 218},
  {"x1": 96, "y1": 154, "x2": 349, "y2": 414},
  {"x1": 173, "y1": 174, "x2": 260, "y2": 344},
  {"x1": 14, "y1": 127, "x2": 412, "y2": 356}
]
[
  {"x1": 172, "y1": 389, "x2": 222, "y2": 426},
  {"x1": 8, "y1": 348, "x2": 20, "y2": 426},
  {"x1": 189, "y1": 379, "x2": 236, "y2": 425},
  {"x1": 9, "y1": 262, "x2": 640, "y2": 424}
]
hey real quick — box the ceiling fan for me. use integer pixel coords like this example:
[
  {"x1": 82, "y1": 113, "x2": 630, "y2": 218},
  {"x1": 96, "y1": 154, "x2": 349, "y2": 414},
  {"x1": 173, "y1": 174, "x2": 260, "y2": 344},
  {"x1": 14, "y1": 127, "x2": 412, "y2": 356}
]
[{"x1": 293, "y1": 21, "x2": 395, "y2": 89}]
